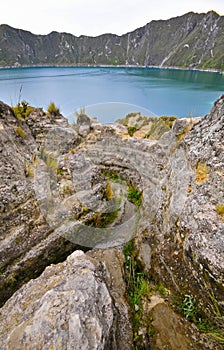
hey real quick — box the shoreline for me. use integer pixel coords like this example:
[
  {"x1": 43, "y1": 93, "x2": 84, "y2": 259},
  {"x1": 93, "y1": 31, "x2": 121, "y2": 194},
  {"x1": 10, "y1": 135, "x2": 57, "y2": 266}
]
[{"x1": 0, "y1": 64, "x2": 223, "y2": 75}]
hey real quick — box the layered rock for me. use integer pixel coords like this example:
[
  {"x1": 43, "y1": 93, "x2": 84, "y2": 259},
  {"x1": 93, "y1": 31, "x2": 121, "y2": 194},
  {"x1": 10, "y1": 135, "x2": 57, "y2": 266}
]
[
  {"x1": 135, "y1": 94, "x2": 224, "y2": 313},
  {"x1": 0, "y1": 95, "x2": 223, "y2": 349},
  {"x1": 0, "y1": 103, "x2": 80, "y2": 305},
  {"x1": 0, "y1": 250, "x2": 133, "y2": 350}
]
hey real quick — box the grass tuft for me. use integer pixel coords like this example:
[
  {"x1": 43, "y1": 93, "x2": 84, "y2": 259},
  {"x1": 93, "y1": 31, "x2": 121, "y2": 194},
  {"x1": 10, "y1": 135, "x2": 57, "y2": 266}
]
[{"x1": 195, "y1": 162, "x2": 209, "y2": 184}]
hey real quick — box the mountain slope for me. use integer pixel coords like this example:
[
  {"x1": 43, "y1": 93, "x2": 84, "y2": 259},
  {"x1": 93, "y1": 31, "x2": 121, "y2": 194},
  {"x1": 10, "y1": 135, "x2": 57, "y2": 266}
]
[{"x1": 0, "y1": 11, "x2": 224, "y2": 70}]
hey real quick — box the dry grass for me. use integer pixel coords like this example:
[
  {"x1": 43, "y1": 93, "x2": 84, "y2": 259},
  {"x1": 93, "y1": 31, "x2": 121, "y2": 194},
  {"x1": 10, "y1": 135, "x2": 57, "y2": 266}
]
[
  {"x1": 195, "y1": 162, "x2": 209, "y2": 184},
  {"x1": 216, "y1": 203, "x2": 224, "y2": 221},
  {"x1": 15, "y1": 126, "x2": 25, "y2": 138}
]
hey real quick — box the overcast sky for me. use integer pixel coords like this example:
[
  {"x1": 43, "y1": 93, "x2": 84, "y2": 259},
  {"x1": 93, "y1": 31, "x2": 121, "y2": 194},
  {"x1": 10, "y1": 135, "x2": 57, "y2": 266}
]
[{"x1": 1, "y1": 0, "x2": 224, "y2": 36}]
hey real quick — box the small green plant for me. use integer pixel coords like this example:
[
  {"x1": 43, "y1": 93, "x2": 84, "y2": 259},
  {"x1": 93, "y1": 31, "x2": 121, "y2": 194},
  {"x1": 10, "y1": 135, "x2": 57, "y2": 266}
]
[
  {"x1": 153, "y1": 284, "x2": 170, "y2": 298},
  {"x1": 26, "y1": 164, "x2": 34, "y2": 177},
  {"x1": 47, "y1": 102, "x2": 60, "y2": 116},
  {"x1": 207, "y1": 330, "x2": 224, "y2": 344},
  {"x1": 15, "y1": 126, "x2": 25, "y2": 138},
  {"x1": 102, "y1": 171, "x2": 122, "y2": 183},
  {"x1": 127, "y1": 186, "x2": 142, "y2": 207},
  {"x1": 123, "y1": 240, "x2": 152, "y2": 348},
  {"x1": 56, "y1": 168, "x2": 65, "y2": 176},
  {"x1": 208, "y1": 291, "x2": 222, "y2": 318},
  {"x1": 174, "y1": 291, "x2": 224, "y2": 347},
  {"x1": 96, "y1": 209, "x2": 119, "y2": 228},
  {"x1": 216, "y1": 203, "x2": 224, "y2": 215},
  {"x1": 129, "y1": 274, "x2": 150, "y2": 309},
  {"x1": 160, "y1": 116, "x2": 177, "y2": 128},
  {"x1": 181, "y1": 294, "x2": 198, "y2": 322},
  {"x1": 12, "y1": 101, "x2": 34, "y2": 120},
  {"x1": 127, "y1": 126, "x2": 137, "y2": 136},
  {"x1": 62, "y1": 184, "x2": 73, "y2": 195}
]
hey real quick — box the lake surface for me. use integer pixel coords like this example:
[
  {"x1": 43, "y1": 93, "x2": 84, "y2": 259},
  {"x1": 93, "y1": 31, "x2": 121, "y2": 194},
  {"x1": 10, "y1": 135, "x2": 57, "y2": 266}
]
[{"x1": 0, "y1": 66, "x2": 223, "y2": 123}]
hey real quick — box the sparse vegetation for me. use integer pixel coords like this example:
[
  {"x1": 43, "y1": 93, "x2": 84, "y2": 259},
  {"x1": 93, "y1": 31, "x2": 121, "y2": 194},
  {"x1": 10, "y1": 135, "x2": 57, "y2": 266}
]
[
  {"x1": 95, "y1": 209, "x2": 119, "y2": 228},
  {"x1": 26, "y1": 164, "x2": 34, "y2": 177},
  {"x1": 12, "y1": 101, "x2": 34, "y2": 120},
  {"x1": 102, "y1": 170, "x2": 122, "y2": 183},
  {"x1": 172, "y1": 292, "x2": 224, "y2": 345},
  {"x1": 127, "y1": 186, "x2": 142, "y2": 207},
  {"x1": 160, "y1": 115, "x2": 177, "y2": 128},
  {"x1": 61, "y1": 184, "x2": 73, "y2": 196},
  {"x1": 39, "y1": 149, "x2": 58, "y2": 173},
  {"x1": 181, "y1": 294, "x2": 200, "y2": 323},
  {"x1": 15, "y1": 126, "x2": 25, "y2": 138},
  {"x1": 153, "y1": 284, "x2": 170, "y2": 298},
  {"x1": 105, "y1": 181, "x2": 113, "y2": 200},
  {"x1": 47, "y1": 102, "x2": 60, "y2": 116},
  {"x1": 127, "y1": 126, "x2": 137, "y2": 136},
  {"x1": 195, "y1": 162, "x2": 209, "y2": 184},
  {"x1": 216, "y1": 203, "x2": 224, "y2": 215},
  {"x1": 146, "y1": 117, "x2": 170, "y2": 140},
  {"x1": 124, "y1": 239, "x2": 224, "y2": 349},
  {"x1": 75, "y1": 107, "x2": 85, "y2": 116},
  {"x1": 123, "y1": 240, "x2": 153, "y2": 348},
  {"x1": 125, "y1": 112, "x2": 141, "y2": 119}
]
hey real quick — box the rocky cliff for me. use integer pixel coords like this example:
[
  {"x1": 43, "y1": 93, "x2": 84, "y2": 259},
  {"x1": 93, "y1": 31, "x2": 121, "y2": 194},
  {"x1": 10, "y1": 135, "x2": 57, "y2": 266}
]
[
  {"x1": 0, "y1": 11, "x2": 224, "y2": 70},
  {"x1": 0, "y1": 96, "x2": 223, "y2": 349}
]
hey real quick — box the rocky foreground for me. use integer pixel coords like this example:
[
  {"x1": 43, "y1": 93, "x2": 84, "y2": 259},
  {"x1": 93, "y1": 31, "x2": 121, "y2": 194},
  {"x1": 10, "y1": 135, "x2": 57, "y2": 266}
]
[{"x1": 0, "y1": 97, "x2": 223, "y2": 349}]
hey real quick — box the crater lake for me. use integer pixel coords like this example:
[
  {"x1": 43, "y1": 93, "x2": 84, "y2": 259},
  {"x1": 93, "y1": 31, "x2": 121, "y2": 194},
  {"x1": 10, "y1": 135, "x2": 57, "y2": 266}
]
[{"x1": 0, "y1": 66, "x2": 223, "y2": 123}]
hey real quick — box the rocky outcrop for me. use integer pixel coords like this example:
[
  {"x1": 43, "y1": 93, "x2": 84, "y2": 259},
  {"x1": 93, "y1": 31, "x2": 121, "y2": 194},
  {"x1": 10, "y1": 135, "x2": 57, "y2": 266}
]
[
  {"x1": 0, "y1": 102, "x2": 81, "y2": 306},
  {"x1": 136, "y1": 94, "x2": 224, "y2": 311},
  {"x1": 0, "y1": 94, "x2": 223, "y2": 349},
  {"x1": 0, "y1": 11, "x2": 224, "y2": 70},
  {"x1": 0, "y1": 250, "x2": 133, "y2": 350}
]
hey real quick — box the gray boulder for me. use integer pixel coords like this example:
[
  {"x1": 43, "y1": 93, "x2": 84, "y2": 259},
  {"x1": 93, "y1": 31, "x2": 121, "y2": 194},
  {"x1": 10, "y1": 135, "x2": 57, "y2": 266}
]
[{"x1": 0, "y1": 250, "x2": 120, "y2": 350}]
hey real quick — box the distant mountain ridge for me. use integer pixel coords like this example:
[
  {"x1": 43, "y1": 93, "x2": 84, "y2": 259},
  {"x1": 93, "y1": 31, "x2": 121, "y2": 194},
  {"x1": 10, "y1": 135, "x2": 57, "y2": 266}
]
[{"x1": 0, "y1": 11, "x2": 224, "y2": 70}]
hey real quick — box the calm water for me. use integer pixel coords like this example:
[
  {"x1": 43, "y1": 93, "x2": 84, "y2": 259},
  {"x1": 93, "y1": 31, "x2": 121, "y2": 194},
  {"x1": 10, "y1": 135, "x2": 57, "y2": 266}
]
[{"x1": 0, "y1": 66, "x2": 223, "y2": 123}]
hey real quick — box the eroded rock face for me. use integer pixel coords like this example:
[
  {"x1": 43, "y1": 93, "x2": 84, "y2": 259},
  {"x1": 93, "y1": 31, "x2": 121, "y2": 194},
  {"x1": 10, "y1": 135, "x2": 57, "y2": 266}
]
[
  {"x1": 137, "y1": 94, "x2": 224, "y2": 314},
  {"x1": 0, "y1": 103, "x2": 80, "y2": 306},
  {"x1": 0, "y1": 95, "x2": 223, "y2": 349},
  {"x1": 0, "y1": 251, "x2": 114, "y2": 350},
  {"x1": 87, "y1": 249, "x2": 134, "y2": 350}
]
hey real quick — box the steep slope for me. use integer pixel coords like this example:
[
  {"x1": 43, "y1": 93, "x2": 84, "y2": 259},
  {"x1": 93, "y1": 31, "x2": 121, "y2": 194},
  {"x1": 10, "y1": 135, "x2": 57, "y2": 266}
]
[
  {"x1": 0, "y1": 95, "x2": 223, "y2": 348},
  {"x1": 0, "y1": 11, "x2": 224, "y2": 70}
]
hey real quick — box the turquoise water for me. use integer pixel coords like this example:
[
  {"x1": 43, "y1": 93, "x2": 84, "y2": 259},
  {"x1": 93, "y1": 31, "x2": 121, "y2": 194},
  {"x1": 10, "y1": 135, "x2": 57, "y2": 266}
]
[{"x1": 0, "y1": 66, "x2": 223, "y2": 123}]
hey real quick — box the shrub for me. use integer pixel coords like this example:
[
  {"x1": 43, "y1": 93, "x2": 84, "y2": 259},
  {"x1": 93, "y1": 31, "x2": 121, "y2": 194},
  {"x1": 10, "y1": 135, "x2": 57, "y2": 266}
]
[
  {"x1": 47, "y1": 102, "x2": 60, "y2": 116},
  {"x1": 127, "y1": 126, "x2": 137, "y2": 136},
  {"x1": 12, "y1": 101, "x2": 34, "y2": 120}
]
